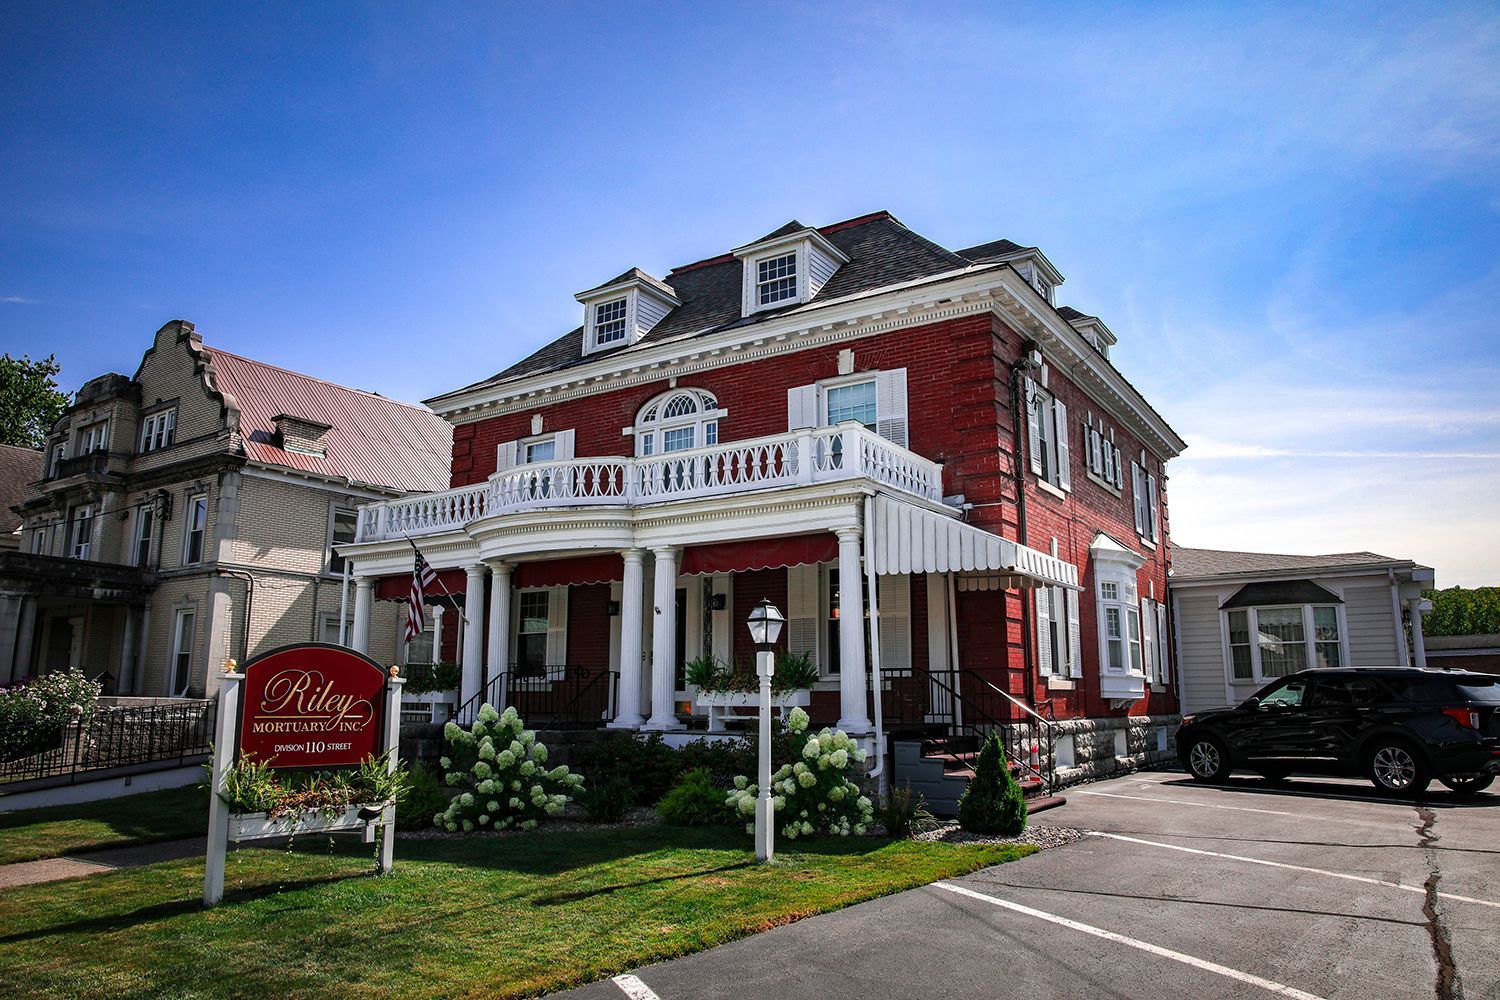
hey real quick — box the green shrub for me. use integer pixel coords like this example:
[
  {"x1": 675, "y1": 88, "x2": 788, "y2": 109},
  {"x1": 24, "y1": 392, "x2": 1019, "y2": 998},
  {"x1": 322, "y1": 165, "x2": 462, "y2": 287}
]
[
  {"x1": 684, "y1": 652, "x2": 818, "y2": 695},
  {"x1": 578, "y1": 774, "x2": 635, "y2": 823},
  {"x1": 0, "y1": 669, "x2": 101, "y2": 763},
  {"x1": 773, "y1": 651, "x2": 818, "y2": 691},
  {"x1": 436, "y1": 705, "x2": 583, "y2": 832},
  {"x1": 396, "y1": 763, "x2": 449, "y2": 830},
  {"x1": 657, "y1": 768, "x2": 730, "y2": 826},
  {"x1": 956, "y1": 733, "x2": 1027, "y2": 836},
  {"x1": 214, "y1": 751, "x2": 410, "y2": 821},
  {"x1": 579, "y1": 732, "x2": 680, "y2": 804},
  {"x1": 876, "y1": 783, "x2": 934, "y2": 839},
  {"x1": 725, "y1": 707, "x2": 873, "y2": 839}
]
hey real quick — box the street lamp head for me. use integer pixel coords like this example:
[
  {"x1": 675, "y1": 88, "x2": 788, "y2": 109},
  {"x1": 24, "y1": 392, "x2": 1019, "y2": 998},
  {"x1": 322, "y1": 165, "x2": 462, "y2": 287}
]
[{"x1": 746, "y1": 597, "x2": 785, "y2": 649}]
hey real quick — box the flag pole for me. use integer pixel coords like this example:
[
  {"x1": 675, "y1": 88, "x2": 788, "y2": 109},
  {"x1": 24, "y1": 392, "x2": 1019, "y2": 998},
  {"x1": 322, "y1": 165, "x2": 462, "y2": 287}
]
[{"x1": 404, "y1": 536, "x2": 469, "y2": 626}]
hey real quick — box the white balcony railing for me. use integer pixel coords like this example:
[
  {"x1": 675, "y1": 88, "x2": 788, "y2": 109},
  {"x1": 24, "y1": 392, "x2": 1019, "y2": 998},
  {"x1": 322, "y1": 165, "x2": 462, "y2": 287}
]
[{"x1": 355, "y1": 424, "x2": 944, "y2": 543}]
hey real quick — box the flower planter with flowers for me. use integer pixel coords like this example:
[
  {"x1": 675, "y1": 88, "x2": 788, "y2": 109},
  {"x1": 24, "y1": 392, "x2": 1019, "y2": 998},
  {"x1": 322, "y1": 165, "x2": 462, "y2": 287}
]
[
  {"x1": 399, "y1": 662, "x2": 461, "y2": 725},
  {"x1": 686, "y1": 653, "x2": 817, "y2": 732},
  {"x1": 215, "y1": 751, "x2": 409, "y2": 842}
]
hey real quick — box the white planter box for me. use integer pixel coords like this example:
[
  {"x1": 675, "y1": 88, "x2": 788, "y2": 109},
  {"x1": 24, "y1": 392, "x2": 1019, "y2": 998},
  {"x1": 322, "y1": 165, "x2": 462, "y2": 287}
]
[
  {"x1": 695, "y1": 689, "x2": 810, "y2": 732},
  {"x1": 401, "y1": 689, "x2": 457, "y2": 725},
  {"x1": 228, "y1": 803, "x2": 387, "y2": 841}
]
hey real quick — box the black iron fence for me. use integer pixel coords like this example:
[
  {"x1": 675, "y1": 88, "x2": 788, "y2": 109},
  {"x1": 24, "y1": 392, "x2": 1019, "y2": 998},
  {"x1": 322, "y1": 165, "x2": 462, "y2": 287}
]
[{"x1": 0, "y1": 699, "x2": 215, "y2": 788}]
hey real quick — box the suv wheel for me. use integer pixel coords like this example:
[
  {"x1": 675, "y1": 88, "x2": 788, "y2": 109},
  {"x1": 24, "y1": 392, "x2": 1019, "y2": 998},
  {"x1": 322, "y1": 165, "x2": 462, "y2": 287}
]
[
  {"x1": 1184, "y1": 735, "x2": 1230, "y2": 782},
  {"x1": 1439, "y1": 775, "x2": 1494, "y2": 798},
  {"x1": 1367, "y1": 741, "x2": 1431, "y2": 796}
]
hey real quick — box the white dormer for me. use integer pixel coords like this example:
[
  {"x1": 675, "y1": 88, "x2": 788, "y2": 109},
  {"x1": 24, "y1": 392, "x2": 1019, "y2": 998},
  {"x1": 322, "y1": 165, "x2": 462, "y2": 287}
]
[
  {"x1": 1063, "y1": 311, "x2": 1118, "y2": 359},
  {"x1": 575, "y1": 268, "x2": 680, "y2": 356},
  {"x1": 731, "y1": 223, "x2": 849, "y2": 317}
]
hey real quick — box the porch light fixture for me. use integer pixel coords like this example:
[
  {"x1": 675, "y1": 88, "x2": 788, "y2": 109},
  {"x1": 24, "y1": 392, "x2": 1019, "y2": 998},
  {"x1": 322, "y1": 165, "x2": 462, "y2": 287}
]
[
  {"x1": 607, "y1": 600, "x2": 621, "y2": 617},
  {"x1": 745, "y1": 598, "x2": 785, "y2": 651},
  {"x1": 745, "y1": 597, "x2": 784, "y2": 863},
  {"x1": 709, "y1": 593, "x2": 728, "y2": 612}
]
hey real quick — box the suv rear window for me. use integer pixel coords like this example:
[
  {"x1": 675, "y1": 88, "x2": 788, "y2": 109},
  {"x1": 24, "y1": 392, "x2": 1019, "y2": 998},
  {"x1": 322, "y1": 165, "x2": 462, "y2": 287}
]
[{"x1": 1453, "y1": 678, "x2": 1500, "y2": 704}]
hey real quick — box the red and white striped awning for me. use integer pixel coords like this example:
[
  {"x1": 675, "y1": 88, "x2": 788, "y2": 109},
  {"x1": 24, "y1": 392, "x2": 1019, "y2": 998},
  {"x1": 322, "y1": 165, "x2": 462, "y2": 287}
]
[{"x1": 868, "y1": 496, "x2": 1080, "y2": 590}]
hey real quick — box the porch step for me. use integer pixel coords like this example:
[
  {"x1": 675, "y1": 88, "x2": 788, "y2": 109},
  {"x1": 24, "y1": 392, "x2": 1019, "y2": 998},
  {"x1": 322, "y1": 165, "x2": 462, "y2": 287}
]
[{"x1": 891, "y1": 740, "x2": 1049, "y2": 818}]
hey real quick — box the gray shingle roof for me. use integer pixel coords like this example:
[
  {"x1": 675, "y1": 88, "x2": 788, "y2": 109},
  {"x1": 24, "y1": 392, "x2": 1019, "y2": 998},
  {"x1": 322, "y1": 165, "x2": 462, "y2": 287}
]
[
  {"x1": 957, "y1": 238, "x2": 1029, "y2": 262},
  {"x1": 0, "y1": 444, "x2": 43, "y2": 534},
  {"x1": 461, "y1": 212, "x2": 972, "y2": 392},
  {"x1": 1171, "y1": 546, "x2": 1409, "y2": 580}
]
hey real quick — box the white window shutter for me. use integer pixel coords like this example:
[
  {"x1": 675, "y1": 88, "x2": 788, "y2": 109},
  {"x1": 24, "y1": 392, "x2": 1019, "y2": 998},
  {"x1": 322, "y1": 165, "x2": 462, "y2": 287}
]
[
  {"x1": 1146, "y1": 472, "x2": 1159, "y2": 542},
  {"x1": 877, "y1": 574, "x2": 912, "y2": 675},
  {"x1": 787, "y1": 385, "x2": 819, "y2": 431},
  {"x1": 786, "y1": 563, "x2": 821, "y2": 663},
  {"x1": 874, "y1": 368, "x2": 909, "y2": 448},
  {"x1": 1053, "y1": 399, "x2": 1071, "y2": 491},
  {"x1": 1066, "y1": 588, "x2": 1082, "y2": 678},
  {"x1": 1132, "y1": 463, "x2": 1146, "y2": 532},
  {"x1": 1141, "y1": 598, "x2": 1156, "y2": 683},
  {"x1": 545, "y1": 586, "x2": 568, "y2": 680},
  {"x1": 1088, "y1": 425, "x2": 1100, "y2": 475},
  {"x1": 554, "y1": 429, "x2": 576, "y2": 461},
  {"x1": 1025, "y1": 378, "x2": 1044, "y2": 476},
  {"x1": 1156, "y1": 602, "x2": 1170, "y2": 685},
  {"x1": 1035, "y1": 585, "x2": 1053, "y2": 675},
  {"x1": 497, "y1": 441, "x2": 519, "y2": 471}
]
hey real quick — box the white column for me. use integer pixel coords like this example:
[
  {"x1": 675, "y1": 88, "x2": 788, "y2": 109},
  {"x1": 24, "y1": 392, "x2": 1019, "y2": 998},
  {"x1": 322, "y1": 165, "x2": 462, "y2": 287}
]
[
  {"x1": 611, "y1": 549, "x2": 647, "y2": 728},
  {"x1": 117, "y1": 607, "x2": 139, "y2": 694},
  {"x1": 1409, "y1": 598, "x2": 1428, "y2": 669},
  {"x1": 645, "y1": 546, "x2": 683, "y2": 731},
  {"x1": 462, "y1": 564, "x2": 487, "y2": 705},
  {"x1": 836, "y1": 526, "x2": 871, "y2": 734},
  {"x1": 431, "y1": 604, "x2": 446, "y2": 661},
  {"x1": 351, "y1": 576, "x2": 374, "y2": 654},
  {"x1": 486, "y1": 562, "x2": 512, "y2": 692}
]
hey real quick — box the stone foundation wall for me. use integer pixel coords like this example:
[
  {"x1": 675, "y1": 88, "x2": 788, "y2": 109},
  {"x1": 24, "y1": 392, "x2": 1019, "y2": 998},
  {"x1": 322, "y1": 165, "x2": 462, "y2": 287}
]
[{"x1": 1048, "y1": 713, "x2": 1181, "y2": 786}]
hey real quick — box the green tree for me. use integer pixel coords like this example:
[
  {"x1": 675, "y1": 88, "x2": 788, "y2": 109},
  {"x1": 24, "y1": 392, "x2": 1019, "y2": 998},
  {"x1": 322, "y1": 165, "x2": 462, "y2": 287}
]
[
  {"x1": 1423, "y1": 587, "x2": 1500, "y2": 637},
  {"x1": 0, "y1": 354, "x2": 69, "y2": 449},
  {"x1": 956, "y1": 732, "x2": 1028, "y2": 835}
]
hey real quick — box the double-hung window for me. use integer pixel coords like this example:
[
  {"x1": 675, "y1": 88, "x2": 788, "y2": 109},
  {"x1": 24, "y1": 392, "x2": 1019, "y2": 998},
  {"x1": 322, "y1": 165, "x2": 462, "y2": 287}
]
[
  {"x1": 1097, "y1": 577, "x2": 1143, "y2": 675},
  {"x1": 1083, "y1": 418, "x2": 1124, "y2": 491},
  {"x1": 171, "y1": 609, "x2": 195, "y2": 696},
  {"x1": 825, "y1": 380, "x2": 877, "y2": 428},
  {"x1": 516, "y1": 590, "x2": 554, "y2": 678},
  {"x1": 31, "y1": 526, "x2": 47, "y2": 554},
  {"x1": 1026, "y1": 376, "x2": 1071, "y2": 491},
  {"x1": 183, "y1": 494, "x2": 207, "y2": 565},
  {"x1": 756, "y1": 252, "x2": 798, "y2": 306},
  {"x1": 69, "y1": 506, "x2": 93, "y2": 560},
  {"x1": 133, "y1": 505, "x2": 155, "y2": 566},
  {"x1": 1035, "y1": 582, "x2": 1079, "y2": 678},
  {"x1": 48, "y1": 443, "x2": 66, "y2": 478},
  {"x1": 327, "y1": 507, "x2": 357, "y2": 574},
  {"x1": 140, "y1": 409, "x2": 176, "y2": 453},
  {"x1": 1132, "y1": 459, "x2": 1160, "y2": 544},
  {"x1": 592, "y1": 298, "x2": 628, "y2": 347},
  {"x1": 78, "y1": 420, "x2": 109, "y2": 454},
  {"x1": 1225, "y1": 604, "x2": 1343, "y2": 682}
]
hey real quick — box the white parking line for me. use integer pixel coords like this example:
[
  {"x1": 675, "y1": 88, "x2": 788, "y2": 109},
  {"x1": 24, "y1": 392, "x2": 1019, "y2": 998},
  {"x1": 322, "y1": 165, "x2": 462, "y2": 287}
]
[
  {"x1": 1073, "y1": 788, "x2": 1393, "y2": 828},
  {"x1": 1088, "y1": 831, "x2": 1500, "y2": 909},
  {"x1": 931, "y1": 881, "x2": 1327, "y2": 1000},
  {"x1": 611, "y1": 973, "x2": 662, "y2": 999}
]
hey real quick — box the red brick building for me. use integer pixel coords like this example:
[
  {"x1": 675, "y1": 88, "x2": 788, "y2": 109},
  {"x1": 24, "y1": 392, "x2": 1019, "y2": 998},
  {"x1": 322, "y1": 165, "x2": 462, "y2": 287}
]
[{"x1": 339, "y1": 212, "x2": 1186, "y2": 788}]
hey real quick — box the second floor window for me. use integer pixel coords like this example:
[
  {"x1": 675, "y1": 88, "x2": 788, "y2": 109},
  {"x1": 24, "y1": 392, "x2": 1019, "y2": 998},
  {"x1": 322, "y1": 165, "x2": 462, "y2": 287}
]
[
  {"x1": 69, "y1": 506, "x2": 93, "y2": 560},
  {"x1": 1084, "y1": 419, "x2": 1123, "y2": 491},
  {"x1": 183, "y1": 494, "x2": 207, "y2": 564},
  {"x1": 1026, "y1": 377, "x2": 1071, "y2": 491},
  {"x1": 140, "y1": 409, "x2": 176, "y2": 453},
  {"x1": 635, "y1": 389, "x2": 721, "y2": 457},
  {"x1": 1132, "y1": 461, "x2": 1160, "y2": 544},
  {"x1": 327, "y1": 507, "x2": 357, "y2": 574},
  {"x1": 48, "y1": 443, "x2": 66, "y2": 477},
  {"x1": 825, "y1": 381, "x2": 877, "y2": 428},
  {"x1": 77, "y1": 421, "x2": 109, "y2": 454},
  {"x1": 31, "y1": 526, "x2": 47, "y2": 555},
  {"x1": 1097, "y1": 576, "x2": 1143, "y2": 674},
  {"x1": 133, "y1": 506, "x2": 155, "y2": 566}
]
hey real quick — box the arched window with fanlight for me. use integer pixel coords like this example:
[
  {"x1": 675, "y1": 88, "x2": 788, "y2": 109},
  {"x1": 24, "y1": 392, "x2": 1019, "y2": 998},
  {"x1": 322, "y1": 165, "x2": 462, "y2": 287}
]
[{"x1": 633, "y1": 388, "x2": 724, "y2": 456}]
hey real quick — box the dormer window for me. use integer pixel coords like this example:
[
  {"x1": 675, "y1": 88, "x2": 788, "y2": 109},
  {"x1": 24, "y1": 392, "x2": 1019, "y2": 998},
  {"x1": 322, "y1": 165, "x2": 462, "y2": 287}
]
[
  {"x1": 734, "y1": 222, "x2": 849, "y2": 317},
  {"x1": 593, "y1": 298, "x2": 628, "y2": 346},
  {"x1": 576, "y1": 269, "x2": 679, "y2": 356},
  {"x1": 756, "y1": 253, "x2": 799, "y2": 306}
]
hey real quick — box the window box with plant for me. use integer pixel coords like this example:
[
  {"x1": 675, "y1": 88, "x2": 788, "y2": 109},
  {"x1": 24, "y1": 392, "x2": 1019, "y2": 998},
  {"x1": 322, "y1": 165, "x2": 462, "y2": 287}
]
[
  {"x1": 400, "y1": 661, "x2": 461, "y2": 724},
  {"x1": 214, "y1": 751, "x2": 409, "y2": 840},
  {"x1": 688, "y1": 653, "x2": 816, "y2": 732}
]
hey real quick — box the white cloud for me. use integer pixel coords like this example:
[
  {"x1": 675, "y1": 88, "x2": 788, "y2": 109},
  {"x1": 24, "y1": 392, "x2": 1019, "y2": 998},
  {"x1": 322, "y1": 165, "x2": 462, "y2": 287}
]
[{"x1": 1, "y1": 296, "x2": 38, "y2": 304}]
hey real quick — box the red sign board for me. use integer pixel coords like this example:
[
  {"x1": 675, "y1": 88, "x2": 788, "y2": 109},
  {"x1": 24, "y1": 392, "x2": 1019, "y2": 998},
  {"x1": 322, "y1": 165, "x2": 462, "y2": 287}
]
[{"x1": 239, "y1": 643, "x2": 388, "y2": 768}]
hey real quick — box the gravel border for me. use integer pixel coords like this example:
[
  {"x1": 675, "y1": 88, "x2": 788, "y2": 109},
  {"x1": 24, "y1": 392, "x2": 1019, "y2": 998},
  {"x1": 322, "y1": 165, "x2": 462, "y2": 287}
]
[{"x1": 912, "y1": 821, "x2": 1087, "y2": 849}]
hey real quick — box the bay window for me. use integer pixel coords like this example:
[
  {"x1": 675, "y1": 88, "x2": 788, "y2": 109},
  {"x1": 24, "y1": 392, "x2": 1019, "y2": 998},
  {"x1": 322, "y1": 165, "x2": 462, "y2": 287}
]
[
  {"x1": 1222, "y1": 604, "x2": 1344, "y2": 683},
  {"x1": 1092, "y1": 540, "x2": 1148, "y2": 700}
]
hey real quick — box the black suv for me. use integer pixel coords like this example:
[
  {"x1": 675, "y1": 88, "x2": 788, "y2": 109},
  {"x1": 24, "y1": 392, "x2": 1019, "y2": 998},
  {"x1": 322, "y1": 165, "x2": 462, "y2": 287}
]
[{"x1": 1177, "y1": 668, "x2": 1500, "y2": 796}]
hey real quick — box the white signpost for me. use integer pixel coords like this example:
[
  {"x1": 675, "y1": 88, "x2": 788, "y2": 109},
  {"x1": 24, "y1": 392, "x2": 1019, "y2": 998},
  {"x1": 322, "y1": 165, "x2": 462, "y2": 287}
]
[{"x1": 203, "y1": 650, "x2": 404, "y2": 907}]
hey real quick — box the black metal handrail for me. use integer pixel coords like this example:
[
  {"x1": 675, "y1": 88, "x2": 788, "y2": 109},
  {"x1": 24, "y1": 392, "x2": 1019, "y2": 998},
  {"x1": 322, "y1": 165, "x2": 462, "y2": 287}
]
[
  {"x1": 0, "y1": 699, "x2": 215, "y2": 788},
  {"x1": 451, "y1": 664, "x2": 618, "y2": 728}
]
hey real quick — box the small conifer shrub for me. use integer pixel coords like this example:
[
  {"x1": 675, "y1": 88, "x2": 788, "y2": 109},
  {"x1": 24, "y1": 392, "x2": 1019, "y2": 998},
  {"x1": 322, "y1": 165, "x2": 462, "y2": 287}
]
[{"x1": 956, "y1": 732, "x2": 1028, "y2": 836}]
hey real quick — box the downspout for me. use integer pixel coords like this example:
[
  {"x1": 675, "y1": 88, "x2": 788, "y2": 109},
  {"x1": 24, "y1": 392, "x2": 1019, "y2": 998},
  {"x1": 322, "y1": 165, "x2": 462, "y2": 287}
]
[
  {"x1": 217, "y1": 568, "x2": 254, "y2": 665},
  {"x1": 863, "y1": 494, "x2": 887, "y2": 798},
  {"x1": 338, "y1": 559, "x2": 351, "y2": 646},
  {"x1": 1388, "y1": 568, "x2": 1409, "y2": 667},
  {"x1": 1008, "y1": 359, "x2": 1036, "y2": 706}
]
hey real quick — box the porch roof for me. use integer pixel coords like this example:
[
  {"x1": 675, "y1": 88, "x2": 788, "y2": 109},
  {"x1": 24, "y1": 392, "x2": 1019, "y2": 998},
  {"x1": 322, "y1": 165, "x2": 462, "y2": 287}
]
[{"x1": 867, "y1": 496, "x2": 1080, "y2": 590}]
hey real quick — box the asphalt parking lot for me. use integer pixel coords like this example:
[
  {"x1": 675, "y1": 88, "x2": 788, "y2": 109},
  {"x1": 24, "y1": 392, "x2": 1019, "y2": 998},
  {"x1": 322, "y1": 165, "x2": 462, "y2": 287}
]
[{"x1": 561, "y1": 769, "x2": 1500, "y2": 1000}]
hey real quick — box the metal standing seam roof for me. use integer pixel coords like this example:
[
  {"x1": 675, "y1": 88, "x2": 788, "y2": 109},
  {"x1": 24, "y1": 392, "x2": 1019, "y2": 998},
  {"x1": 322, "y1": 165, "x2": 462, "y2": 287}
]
[{"x1": 204, "y1": 348, "x2": 453, "y2": 494}]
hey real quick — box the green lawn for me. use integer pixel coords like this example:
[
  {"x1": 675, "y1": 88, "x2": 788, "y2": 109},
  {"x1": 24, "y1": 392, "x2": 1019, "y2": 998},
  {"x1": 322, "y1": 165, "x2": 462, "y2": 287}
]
[
  {"x1": 0, "y1": 785, "x2": 209, "y2": 865},
  {"x1": 0, "y1": 826, "x2": 1034, "y2": 998}
]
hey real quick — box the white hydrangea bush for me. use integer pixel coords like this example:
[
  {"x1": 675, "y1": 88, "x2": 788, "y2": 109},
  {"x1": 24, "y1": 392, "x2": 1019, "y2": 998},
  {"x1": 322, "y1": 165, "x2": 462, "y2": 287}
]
[
  {"x1": 434, "y1": 704, "x2": 583, "y2": 832},
  {"x1": 724, "y1": 706, "x2": 874, "y2": 839}
]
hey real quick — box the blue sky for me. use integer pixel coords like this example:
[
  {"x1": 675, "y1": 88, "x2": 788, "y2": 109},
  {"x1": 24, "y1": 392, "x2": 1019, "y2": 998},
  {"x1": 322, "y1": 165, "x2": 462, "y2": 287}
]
[{"x1": 3, "y1": 2, "x2": 1497, "y2": 586}]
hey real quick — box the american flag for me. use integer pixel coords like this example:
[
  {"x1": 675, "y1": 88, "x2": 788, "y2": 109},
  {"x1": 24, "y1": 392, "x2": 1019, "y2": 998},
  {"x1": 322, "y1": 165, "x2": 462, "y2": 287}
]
[{"x1": 405, "y1": 548, "x2": 439, "y2": 642}]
